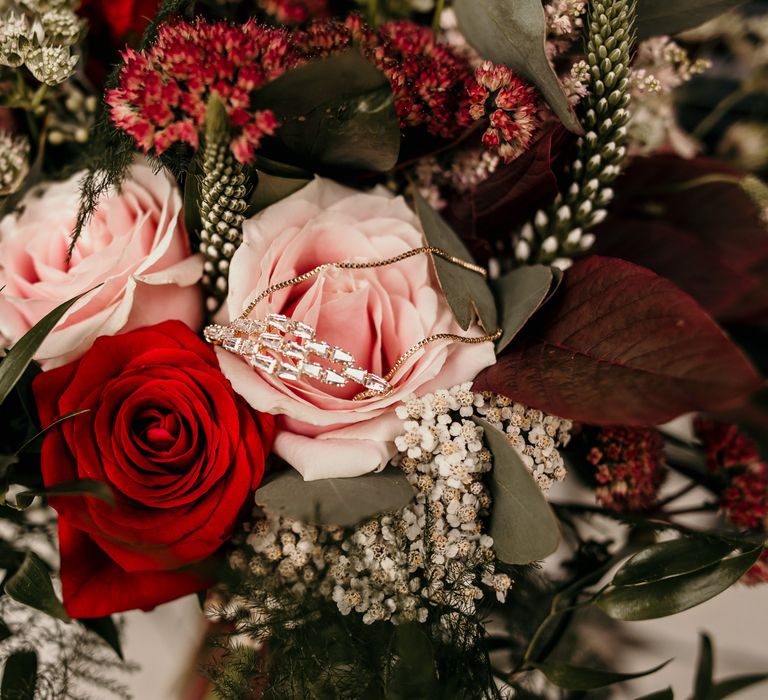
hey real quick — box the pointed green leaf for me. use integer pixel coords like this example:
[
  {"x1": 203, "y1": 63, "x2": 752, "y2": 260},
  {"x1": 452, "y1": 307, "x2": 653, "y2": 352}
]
[
  {"x1": 636, "y1": 0, "x2": 748, "y2": 40},
  {"x1": 386, "y1": 623, "x2": 437, "y2": 699},
  {"x1": 414, "y1": 192, "x2": 498, "y2": 333},
  {"x1": 694, "y1": 633, "x2": 714, "y2": 700},
  {"x1": 255, "y1": 466, "x2": 413, "y2": 527},
  {"x1": 0, "y1": 288, "x2": 99, "y2": 406},
  {"x1": 5, "y1": 551, "x2": 70, "y2": 623},
  {"x1": 80, "y1": 616, "x2": 123, "y2": 660},
  {"x1": 1, "y1": 650, "x2": 37, "y2": 700},
  {"x1": 531, "y1": 659, "x2": 671, "y2": 691},
  {"x1": 494, "y1": 265, "x2": 554, "y2": 353},
  {"x1": 707, "y1": 673, "x2": 768, "y2": 700},
  {"x1": 182, "y1": 156, "x2": 203, "y2": 237},
  {"x1": 472, "y1": 417, "x2": 559, "y2": 564},
  {"x1": 635, "y1": 688, "x2": 674, "y2": 700},
  {"x1": 247, "y1": 170, "x2": 310, "y2": 216},
  {"x1": 254, "y1": 48, "x2": 400, "y2": 172},
  {"x1": 597, "y1": 545, "x2": 762, "y2": 621},
  {"x1": 613, "y1": 539, "x2": 736, "y2": 587},
  {"x1": 12, "y1": 478, "x2": 115, "y2": 511},
  {"x1": 453, "y1": 0, "x2": 581, "y2": 133}
]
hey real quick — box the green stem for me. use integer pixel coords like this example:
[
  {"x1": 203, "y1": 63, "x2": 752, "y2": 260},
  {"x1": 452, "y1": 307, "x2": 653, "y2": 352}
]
[
  {"x1": 431, "y1": 0, "x2": 446, "y2": 33},
  {"x1": 655, "y1": 480, "x2": 698, "y2": 508},
  {"x1": 692, "y1": 86, "x2": 749, "y2": 139},
  {"x1": 664, "y1": 504, "x2": 719, "y2": 516}
]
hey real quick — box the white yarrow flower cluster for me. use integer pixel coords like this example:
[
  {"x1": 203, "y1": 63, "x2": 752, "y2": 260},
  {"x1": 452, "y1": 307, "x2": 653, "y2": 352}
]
[
  {"x1": 0, "y1": 131, "x2": 30, "y2": 196},
  {"x1": 214, "y1": 386, "x2": 571, "y2": 631}
]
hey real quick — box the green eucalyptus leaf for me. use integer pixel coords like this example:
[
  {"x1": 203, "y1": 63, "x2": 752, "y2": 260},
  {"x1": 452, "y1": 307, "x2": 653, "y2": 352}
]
[
  {"x1": 1, "y1": 650, "x2": 37, "y2": 700},
  {"x1": 414, "y1": 192, "x2": 497, "y2": 333},
  {"x1": 255, "y1": 466, "x2": 413, "y2": 527},
  {"x1": 531, "y1": 658, "x2": 671, "y2": 691},
  {"x1": 636, "y1": 0, "x2": 748, "y2": 40},
  {"x1": 386, "y1": 623, "x2": 438, "y2": 699},
  {"x1": 635, "y1": 688, "x2": 674, "y2": 700},
  {"x1": 706, "y1": 673, "x2": 768, "y2": 700},
  {"x1": 453, "y1": 0, "x2": 581, "y2": 133},
  {"x1": 254, "y1": 48, "x2": 400, "y2": 172},
  {"x1": 247, "y1": 170, "x2": 310, "y2": 216},
  {"x1": 493, "y1": 265, "x2": 554, "y2": 353},
  {"x1": 597, "y1": 545, "x2": 762, "y2": 621},
  {"x1": 0, "y1": 288, "x2": 99, "y2": 406},
  {"x1": 12, "y1": 478, "x2": 115, "y2": 511},
  {"x1": 80, "y1": 616, "x2": 123, "y2": 660},
  {"x1": 472, "y1": 417, "x2": 559, "y2": 564},
  {"x1": 694, "y1": 633, "x2": 714, "y2": 700},
  {"x1": 612, "y1": 539, "x2": 736, "y2": 587},
  {"x1": 5, "y1": 551, "x2": 70, "y2": 623}
]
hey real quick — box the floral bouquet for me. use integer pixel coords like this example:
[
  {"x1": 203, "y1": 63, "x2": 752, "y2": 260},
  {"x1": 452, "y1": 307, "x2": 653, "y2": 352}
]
[{"x1": 1, "y1": 0, "x2": 767, "y2": 698}]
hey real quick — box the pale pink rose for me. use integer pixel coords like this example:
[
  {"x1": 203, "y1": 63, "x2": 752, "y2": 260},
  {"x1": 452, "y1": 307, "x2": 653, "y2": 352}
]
[
  {"x1": 0, "y1": 161, "x2": 203, "y2": 367},
  {"x1": 219, "y1": 178, "x2": 496, "y2": 480}
]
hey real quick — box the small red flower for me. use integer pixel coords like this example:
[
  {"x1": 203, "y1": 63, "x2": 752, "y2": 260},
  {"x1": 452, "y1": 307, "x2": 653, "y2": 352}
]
[{"x1": 587, "y1": 426, "x2": 667, "y2": 512}]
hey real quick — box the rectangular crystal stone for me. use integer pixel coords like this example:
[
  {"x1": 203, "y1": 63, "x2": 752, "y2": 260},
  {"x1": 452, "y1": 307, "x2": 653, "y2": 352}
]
[
  {"x1": 204, "y1": 324, "x2": 227, "y2": 342},
  {"x1": 233, "y1": 318, "x2": 265, "y2": 334},
  {"x1": 364, "y1": 374, "x2": 390, "y2": 393},
  {"x1": 259, "y1": 333, "x2": 282, "y2": 351},
  {"x1": 299, "y1": 361, "x2": 324, "y2": 380},
  {"x1": 222, "y1": 336, "x2": 242, "y2": 352},
  {"x1": 239, "y1": 339, "x2": 258, "y2": 355},
  {"x1": 277, "y1": 361, "x2": 301, "y2": 381},
  {"x1": 266, "y1": 313, "x2": 291, "y2": 331},
  {"x1": 250, "y1": 354, "x2": 277, "y2": 373},
  {"x1": 343, "y1": 366, "x2": 367, "y2": 383},
  {"x1": 306, "y1": 340, "x2": 330, "y2": 358},
  {"x1": 282, "y1": 341, "x2": 306, "y2": 360},
  {"x1": 324, "y1": 369, "x2": 347, "y2": 386},
  {"x1": 331, "y1": 347, "x2": 354, "y2": 364},
  {"x1": 292, "y1": 322, "x2": 315, "y2": 340}
]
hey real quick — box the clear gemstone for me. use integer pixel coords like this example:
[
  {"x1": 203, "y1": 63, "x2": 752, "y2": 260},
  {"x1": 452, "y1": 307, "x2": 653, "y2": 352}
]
[
  {"x1": 222, "y1": 336, "x2": 242, "y2": 352},
  {"x1": 299, "y1": 361, "x2": 324, "y2": 380},
  {"x1": 250, "y1": 354, "x2": 277, "y2": 373},
  {"x1": 266, "y1": 313, "x2": 291, "y2": 331},
  {"x1": 234, "y1": 318, "x2": 265, "y2": 334},
  {"x1": 259, "y1": 333, "x2": 283, "y2": 351},
  {"x1": 343, "y1": 366, "x2": 367, "y2": 383},
  {"x1": 292, "y1": 321, "x2": 315, "y2": 340},
  {"x1": 282, "y1": 341, "x2": 306, "y2": 360},
  {"x1": 364, "y1": 374, "x2": 391, "y2": 393},
  {"x1": 331, "y1": 347, "x2": 355, "y2": 364},
  {"x1": 239, "y1": 339, "x2": 258, "y2": 355},
  {"x1": 277, "y1": 361, "x2": 301, "y2": 381},
  {"x1": 204, "y1": 324, "x2": 227, "y2": 343},
  {"x1": 324, "y1": 369, "x2": 347, "y2": 386},
  {"x1": 306, "y1": 340, "x2": 330, "y2": 358}
]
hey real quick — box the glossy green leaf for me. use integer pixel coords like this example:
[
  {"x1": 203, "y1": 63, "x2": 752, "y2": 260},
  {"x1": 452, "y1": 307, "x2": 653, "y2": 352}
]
[
  {"x1": 1, "y1": 650, "x2": 37, "y2": 700},
  {"x1": 494, "y1": 265, "x2": 554, "y2": 353},
  {"x1": 414, "y1": 192, "x2": 498, "y2": 333},
  {"x1": 636, "y1": 688, "x2": 674, "y2": 700},
  {"x1": 386, "y1": 623, "x2": 437, "y2": 699},
  {"x1": 247, "y1": 170, "x2": 310, "y2": 216},
  {"x1": 11, "y1": 478, "x2": 115, "y2": 511},
  {"x1": 613, "y1": 539, "x2": 736, "y2": 587},
  {"x1": 254, "y1": 48, "x2": 400, "y2": 172},
  {"x1": 597, "y1": 545, "x2": 762, "y2": 621},
  {"x1": 0, "y1": 288, "x2": 99, "y2": 406},
  {"x1": 255, "y1": 466, "x2": 413, "y2": 527},
  {"x1": 453, "y1": 0, "x2": 580, "y2": 132},
  {"x1": 80, "y1": 616, "x2": 123, "y2": 660},
  {"x1": 472, "y1": 417, "x2": 559, "y2": 564},
  {"x1": 637, "y1": 0, "x2": 747, "y2": 40},
  {"x1": 531, "y1": 658, "x2": 671, "y2": 691},
  {"x1": 5, "y1": 551, "x2": 70, "y2": 623},
  {"x1": 707, "y1": 673, "x2": 768, "y2": 700},
  {"x1": 694, "y1": 633, "x2": 714, "y2": 700}
]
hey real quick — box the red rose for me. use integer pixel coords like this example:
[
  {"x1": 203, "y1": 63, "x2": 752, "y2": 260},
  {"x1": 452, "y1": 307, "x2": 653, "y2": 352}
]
[
  {"x1": 79, "y1": 0, "x2": 161, "y2": 43},
  {"x1": 33, "y1": 321, "x2": 274, "y2": 618}
]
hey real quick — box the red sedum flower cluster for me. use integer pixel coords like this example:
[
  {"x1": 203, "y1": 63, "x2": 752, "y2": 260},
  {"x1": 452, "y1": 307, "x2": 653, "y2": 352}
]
[{"x1": 587, "y1": 426, "x2": 667, "y2": 512}]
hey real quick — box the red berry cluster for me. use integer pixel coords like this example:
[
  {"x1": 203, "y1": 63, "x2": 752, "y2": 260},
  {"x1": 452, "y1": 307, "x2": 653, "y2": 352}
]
[{"x1": 587, "y1": 426, "x2": 667, "y2": 512}]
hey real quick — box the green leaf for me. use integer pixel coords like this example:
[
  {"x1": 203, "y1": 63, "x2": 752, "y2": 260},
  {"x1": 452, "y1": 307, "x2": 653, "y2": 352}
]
[
  {"x1": 182, "y1": 156, "x2": 203, "y2": 237},
  {"x1": 254, "y1": 48, "x2": 400, "y2": 172},
  {"x1": 386, "y1": 623, "x2": 438, "y2": 699},
  {"x1": 596, "y1": 545, "x2": 762, "y2": 621},
  {"x1": 1, "y1": 650, "x2": 37, "y2": 700},
  {"x1": 453, "y1": 0, "x2": 581, "y2": 133},
  {"x1": 247, "y1": 169, "x2": 310, "y2": 216},
  {"x1": 531, "y1": 658, "x2": 671, "y2": 691},
  {"x1": 493, "y1": 265, "x2": 554, "y2": 353},
  {"x1": 80, "y1": 616, "x2": 123, "y2": 660},
  {"x1": 0, "y1": 288, "x2": 99, "y2": 406},
  {"x1": 706, "y1": 673, "x2": 768, "y2": 700},
  {"x1": 694, "y1": 633, "x2": 714, "y2": 700},
  {"x1": 472, "y1": 417, "x2": 559, "y2": 564},
  {"x1": 612, "y1": 539, "x2": 736, "y2": 587},
  {"x1": 11, "y1": 478, "x2": 115, "y2": 511},
  {"x1": 255, "y1": 466, "x2": 413, "y2": 527},
  {"x1": 636, "y1": 688, "x2": 674, "y2": 700},
  {"x1": 4, "y1": 551, "x2": 70, "y2": 623},
  {"x1": 414, "y1": 192, "x2": 498, "y2": 333},
  {"x1": 636, "y1": 0, "x2": 748, "y2": 40}
]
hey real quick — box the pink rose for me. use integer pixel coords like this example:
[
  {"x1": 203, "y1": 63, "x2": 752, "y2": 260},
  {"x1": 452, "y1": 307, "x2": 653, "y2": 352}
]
[
  {"x1": 219, "y1": 178, "x2": 496, "y2": 479},
  {"x1": 0, "y1": 161, "x2": 203, "y2": 366}
]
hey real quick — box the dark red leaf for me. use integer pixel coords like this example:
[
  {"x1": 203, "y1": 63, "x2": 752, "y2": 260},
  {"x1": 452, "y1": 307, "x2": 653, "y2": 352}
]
[
  {"x1": 593, "y1": 155, "x2": 768, "y2": 322},
  {"x1": 474, "y1": 256, "x2": 763, "y2": 425}
]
